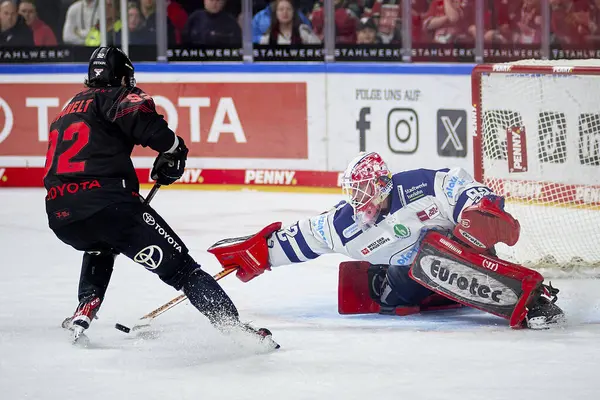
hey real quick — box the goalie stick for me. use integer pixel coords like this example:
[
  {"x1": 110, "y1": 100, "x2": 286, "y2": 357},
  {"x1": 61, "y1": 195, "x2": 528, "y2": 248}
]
[{"x1": 114, "y1": 267, "x2": 237, "y2": 333}]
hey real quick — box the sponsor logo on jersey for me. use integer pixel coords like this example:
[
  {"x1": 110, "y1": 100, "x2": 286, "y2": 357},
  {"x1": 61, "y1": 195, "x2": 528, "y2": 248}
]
[
  {"x1": 460, "y1": 218, "x2": 471, "y2": 228},
  {"x1": 244, "y1": 170, "x2": 296, "y2": 185},
  {"x1": 142, "y1": 212, "x2": 183, "y2": 252},
  {"x1": 45, "y1": 180, "x2": 101, "y2": 201},
  {"x1": 361, "y1": 235, "x2": 392, "y2": 255},
  {"x1": 458, "y1": 229, "x2": 487, "y2": 249},
  {"x1": 445, "y1": 176, "x2": 466, "y2": 200},
  {"x1": 134, "y1": 245, "x2": 163, "y2": 270},
  {"x1": 393, "y1": 224, "x2": 410, "y2": 238},
  {"x1": 394, "y1": 245, "x2": 420, "y2": 266},
  {"x1": 310, "y1": 214, "x2": 329, "y2": 246},
  {"x1": 417, "y1": 204, "x2": 440, "y2": 221},
  {"x1": 342, "y1": 222, "x2": 361, "y2": 239},
  {"x1": 404, "y1": 182, "x2": 428, "y2": 202},
  {"x1": 420, "y1": 255, "x2": 518, "y2": 306}
]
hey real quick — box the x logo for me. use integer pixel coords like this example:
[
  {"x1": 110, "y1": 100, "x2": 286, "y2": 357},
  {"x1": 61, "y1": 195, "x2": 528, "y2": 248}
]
[
  {"x1": 440, "y1": 116, "x2": 464, "y2": 151},
  {"x1": 437, "y1": 109, "x2": 467, "y2": 157}
]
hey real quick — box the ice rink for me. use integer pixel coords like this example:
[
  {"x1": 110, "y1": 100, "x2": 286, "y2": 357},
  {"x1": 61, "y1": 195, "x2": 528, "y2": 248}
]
[{"x1": 1, "y1": 188, "x2": 600, "y2": 400}]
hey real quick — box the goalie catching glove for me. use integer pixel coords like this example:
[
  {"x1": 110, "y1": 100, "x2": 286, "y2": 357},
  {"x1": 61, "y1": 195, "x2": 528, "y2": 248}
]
[{"x1": 452, "y1": 194, "x2": 520, "y2": 253}]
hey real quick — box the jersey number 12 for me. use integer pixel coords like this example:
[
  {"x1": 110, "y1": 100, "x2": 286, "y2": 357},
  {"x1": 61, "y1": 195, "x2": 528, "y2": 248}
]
[{"x1": 43, "y1": 121, "x2": 91, "y2": 178}]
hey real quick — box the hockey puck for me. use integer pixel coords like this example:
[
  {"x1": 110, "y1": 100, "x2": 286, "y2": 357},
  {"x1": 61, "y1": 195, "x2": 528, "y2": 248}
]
[{"x1": 115, "y1": 323, "x2": 131, "y2": 333}]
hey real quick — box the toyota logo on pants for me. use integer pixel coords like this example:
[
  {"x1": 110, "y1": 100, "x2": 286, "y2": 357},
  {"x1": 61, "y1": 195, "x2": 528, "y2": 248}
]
[
  {"x1": 143, "y1": 212, "x2": 156, "y2": 226},
  {"x1": 134, "y1": 245, "x2": 163, "y2": 270}
]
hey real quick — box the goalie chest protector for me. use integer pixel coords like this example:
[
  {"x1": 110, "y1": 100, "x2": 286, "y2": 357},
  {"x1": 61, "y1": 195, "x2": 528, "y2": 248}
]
[{"x1": 409, "y1": 231, "x2": 543, "y2": 327}]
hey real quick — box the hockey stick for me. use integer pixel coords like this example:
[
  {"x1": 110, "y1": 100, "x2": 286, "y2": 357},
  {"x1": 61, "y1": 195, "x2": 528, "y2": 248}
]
[
  {"x1": 144, "y1": 183, "x2": 161, "y2": 205},
  {"x1": 114, "y1": 267, "x2": 237, "y2": 333}
]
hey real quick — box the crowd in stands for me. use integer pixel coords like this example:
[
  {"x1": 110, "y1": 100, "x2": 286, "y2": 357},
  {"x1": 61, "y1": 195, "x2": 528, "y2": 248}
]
[{"x1": 1, "y1": 0, "x2": 600, "y2": 48}]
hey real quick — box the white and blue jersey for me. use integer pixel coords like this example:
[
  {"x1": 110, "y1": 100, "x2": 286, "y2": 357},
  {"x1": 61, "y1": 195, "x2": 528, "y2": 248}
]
[{"x1": 267, "y1": 167, "x2": 493, "y2": 268}]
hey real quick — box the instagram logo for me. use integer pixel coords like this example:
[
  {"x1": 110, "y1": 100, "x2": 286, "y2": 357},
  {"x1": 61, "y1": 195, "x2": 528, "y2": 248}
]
[{"x1": 387, "y1": 108, "x2": 419, "y2": 154}]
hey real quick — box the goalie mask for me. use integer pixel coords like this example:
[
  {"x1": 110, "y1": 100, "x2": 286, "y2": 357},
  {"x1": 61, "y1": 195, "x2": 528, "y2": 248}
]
[{"x1": 341, "y1": 152, "x2": 393, "y2": 228}]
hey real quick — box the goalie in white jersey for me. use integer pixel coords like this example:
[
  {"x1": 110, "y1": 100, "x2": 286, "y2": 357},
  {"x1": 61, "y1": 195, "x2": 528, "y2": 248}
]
[{"x1": 209, "y1": 152, "x2": 565, "y2": 330}]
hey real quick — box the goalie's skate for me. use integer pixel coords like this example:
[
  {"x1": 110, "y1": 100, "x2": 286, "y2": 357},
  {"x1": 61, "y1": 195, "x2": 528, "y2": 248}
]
[{"x1": 525, "y1": 283, "x2": 565, "y2": 329}]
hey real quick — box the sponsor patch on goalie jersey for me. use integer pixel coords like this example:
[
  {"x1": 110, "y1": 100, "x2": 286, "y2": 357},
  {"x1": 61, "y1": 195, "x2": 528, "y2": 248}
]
[
  {"x1": 417, "y1": 204, "x2": 440, "y2": 221},
  {"x1": 310, "y1": 214, "x2": 330, "y2": 247},
  {"x1": 361, "y1": 233, "x2": 393, "y2": 255},
  {"x1": 393, "y1": 224, "x2": 410, "y2": 238},
  {"x1": 419, "y1": 255, "x2": 518, "y2": 306},
  {"x1": 342, "y1": 222, "x2": 361, "y2": 239},
  {"x1": 445, "y1": 176, "x2": 466, "y2": 201}
]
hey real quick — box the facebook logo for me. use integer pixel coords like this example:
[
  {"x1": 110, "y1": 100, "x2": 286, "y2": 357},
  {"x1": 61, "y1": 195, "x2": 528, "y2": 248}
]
[
  {"x1": 437, "y1": 109, "x2": 467, "y2": 158},
  {"x1": 356, "y1": 107, "x2": 371, "y2": 151}
]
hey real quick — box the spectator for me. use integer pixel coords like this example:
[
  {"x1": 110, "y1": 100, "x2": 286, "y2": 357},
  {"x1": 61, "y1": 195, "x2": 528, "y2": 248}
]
[
  {"x1": 513, "y1": 0, "x2": 542, "y2": 44},
  {"x1": 85, "y1": 0, "x2": 121, "y2": 46},
  {"x1": 18, "y1": 0, "x2": 57, "y2": 46},
  {"x1": 422, "y1": 0, "x2": 475, "y2": 44},
  {"x1": 253, "y1": 0, "x2": 311, "y2": 43},
  {"x1": 259, "y1": 0, "x2": 320, "y2": 44},
  {"x1": 139, "y1": 0, "x2": 178, "y2": 44},
  {"x1": 364, "y1": 0, "x2": 427, "y2": 42},
  {"x1": 126, "y1": 1, "x2": 154, "y2": 44},
  {"x1": 183, "y1": 0, "x2": 241, "y2": 45},
  {"x1": 0, "y1": 0, "x2": 34, "y2": 46},
  {"x1": 311, "y1": 0, "x2": 357, "y2": 44},
  {"x1": 63, "y1": 0, "x2": 99, "y2": 45},
  {"x1": 550, "y1": 0, "x2": 591, "y2": 45},
  {"x1": 167, "y1": 0, "x2": 188, "y2": 43},
  {"x1": 587, "y1": 0, "x2": 600, "y2": 44},
  {"x1": 356, "y1": 16, "x2": 381, "y2": 44}
]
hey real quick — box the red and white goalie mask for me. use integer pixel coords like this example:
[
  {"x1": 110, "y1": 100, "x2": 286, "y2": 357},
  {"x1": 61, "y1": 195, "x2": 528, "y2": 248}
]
[{"x1": 341, "y1": 152, "x2": 393, "y2": 228}]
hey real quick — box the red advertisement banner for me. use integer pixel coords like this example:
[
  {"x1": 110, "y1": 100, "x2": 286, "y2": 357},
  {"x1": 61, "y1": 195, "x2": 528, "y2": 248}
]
[
  {"x1": 0, "y1": 82, "x2": 308, "y2": 159},
  {"x1": 0, "y1": 167, "x2": 343, "y2": 190}
]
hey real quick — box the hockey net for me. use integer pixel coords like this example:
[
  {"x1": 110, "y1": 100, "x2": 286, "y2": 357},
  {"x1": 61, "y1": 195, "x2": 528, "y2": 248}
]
[{"x1": 472, "y1": 60, "x2": 600, "y2": 277}]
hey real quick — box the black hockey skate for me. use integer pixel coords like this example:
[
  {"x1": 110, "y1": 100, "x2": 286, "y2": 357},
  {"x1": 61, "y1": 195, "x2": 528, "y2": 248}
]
[
  {"x1": 525, "y1": 283, "x2": 565, "y2": 329},
  {"x1": 61, "y1": 296, "x2": 102, "y2": 345}
]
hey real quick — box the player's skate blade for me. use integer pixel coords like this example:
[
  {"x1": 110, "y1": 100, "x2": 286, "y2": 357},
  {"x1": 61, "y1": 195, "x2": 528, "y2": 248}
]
[{"x1": 71, "y1": 325, "x2": 90, "y2": 347}]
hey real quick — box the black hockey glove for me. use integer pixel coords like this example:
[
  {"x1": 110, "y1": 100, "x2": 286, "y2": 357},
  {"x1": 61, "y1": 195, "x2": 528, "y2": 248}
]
[{"x1": 151, "y1": 136, "x2": 189, "y2": 185}]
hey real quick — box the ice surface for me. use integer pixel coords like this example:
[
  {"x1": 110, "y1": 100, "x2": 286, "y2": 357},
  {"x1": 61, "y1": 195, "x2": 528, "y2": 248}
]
[{"x1": 1, "y1": 188, "x2": 600, "y2": 400}]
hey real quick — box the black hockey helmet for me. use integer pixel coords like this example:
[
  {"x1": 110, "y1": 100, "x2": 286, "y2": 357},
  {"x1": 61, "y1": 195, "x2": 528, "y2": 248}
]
[{"x1": 86, "y1": 46, "x2": 135, "y2": 88}]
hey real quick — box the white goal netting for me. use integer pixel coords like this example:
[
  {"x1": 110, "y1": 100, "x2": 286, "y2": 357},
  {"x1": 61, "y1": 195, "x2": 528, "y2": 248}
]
[{"x1": 475, "y1": 59, "x2": 600, "y2": 276}]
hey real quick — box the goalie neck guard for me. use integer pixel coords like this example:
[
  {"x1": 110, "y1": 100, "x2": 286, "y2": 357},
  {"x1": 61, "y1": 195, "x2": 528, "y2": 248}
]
[{"x1": 341, "y1": 152, "x2": 393, "y2": 228}]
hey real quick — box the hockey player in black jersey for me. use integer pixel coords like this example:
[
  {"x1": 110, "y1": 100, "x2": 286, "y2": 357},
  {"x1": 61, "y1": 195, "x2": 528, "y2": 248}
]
[{"x1": 45, "y1": 46, "x2": 278, "y2": 348}]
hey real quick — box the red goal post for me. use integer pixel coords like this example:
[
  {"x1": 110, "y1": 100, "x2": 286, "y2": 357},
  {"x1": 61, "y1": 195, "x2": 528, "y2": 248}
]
[{"x1": 471, "y1": 60, "x2": 600, "y2": 275}]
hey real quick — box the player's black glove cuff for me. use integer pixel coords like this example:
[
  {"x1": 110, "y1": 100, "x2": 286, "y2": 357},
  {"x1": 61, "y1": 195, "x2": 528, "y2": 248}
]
[{"x1": 151, "y1": 136, "x2": 188, "y2": 186}]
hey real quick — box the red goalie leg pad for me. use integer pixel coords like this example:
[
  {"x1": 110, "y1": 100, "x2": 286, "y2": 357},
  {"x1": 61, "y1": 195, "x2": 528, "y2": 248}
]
[
  {"x1": 408, "y1": 231, "x2": 543, "y2": 328},
  {"x1": 337, "y1": 262, "x2": 460, "y2": 316},
  {"x1": 338, "y1": 262, "x2": 421, "y2": 315},
  {"x1": 207, "y1": 222, "x2": 282, "y2": 283},
  {"x1": 453, "y1": 195, "x2": 521, "y2": 252}
]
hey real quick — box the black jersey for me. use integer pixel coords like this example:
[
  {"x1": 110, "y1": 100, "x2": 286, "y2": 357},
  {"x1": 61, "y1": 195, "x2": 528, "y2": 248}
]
[{"x1": 43, "y1": 86, "x2": 176, "y2": 229}]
